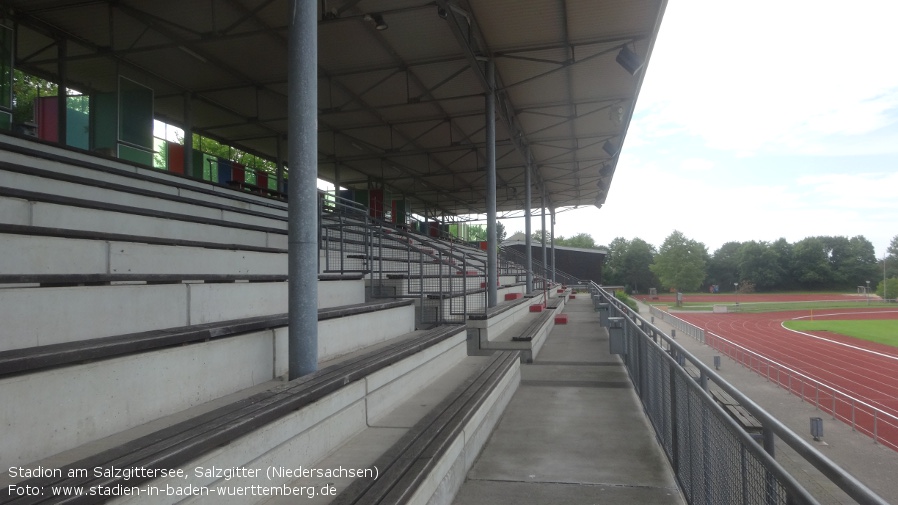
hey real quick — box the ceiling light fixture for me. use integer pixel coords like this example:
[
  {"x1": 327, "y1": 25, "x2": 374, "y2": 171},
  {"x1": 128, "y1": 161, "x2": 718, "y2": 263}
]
[
  {"x1": 364, "y1": 13, "x2": 388, "y2": 30},
  {"x1": 615, "y1": 45, "x2": 643, "y2": 75},
  {"x1": 610, "y1": 104, "x2": 624, "y2": 125},
  {"x1": 602, "y1": 140, "x2": 618, "y2": 157}
]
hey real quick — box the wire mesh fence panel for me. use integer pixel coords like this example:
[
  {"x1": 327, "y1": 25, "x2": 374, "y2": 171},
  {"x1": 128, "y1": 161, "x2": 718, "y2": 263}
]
[
  {"x1": 588, "y1": 284, "x2": 891, "y2": 505},
  {"x1": 703, "y1": 327, "x2": 898, "y2": 452}
]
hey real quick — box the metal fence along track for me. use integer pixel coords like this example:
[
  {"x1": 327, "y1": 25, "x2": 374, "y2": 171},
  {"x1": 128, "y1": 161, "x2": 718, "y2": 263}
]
[{"x1": 588, "y1": 283, "x2": 888, "y2": 505}]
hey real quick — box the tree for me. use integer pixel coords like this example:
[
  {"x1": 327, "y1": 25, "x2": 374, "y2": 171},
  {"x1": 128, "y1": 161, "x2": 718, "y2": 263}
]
[
  {"x1": 650, "y1": 230, "x2": 708, "y2": 292},
  {"x1": 877, "y1": 278, "x2": 898, "y2": 301},
  {"x1": 770, "y1": 238, "x2": 795, "y2": 290},
  {"x1": 707, "y1": 241, "x2": 742, "y2": 288},
  {"x1": 842, "y1": 236, "x2": 879, "y2": 288},
  {"x1": 791, "y1": 237, "x2": 832, "y2": 289},
  {"x1": 886, "y1": 234, "x2": 898, "y2": 280},
  {"x1": 531, "y1": 231, "x2": 595, "y2": 248},
  {"x1": 467, "y1": 224, "x2": 486, "y2": 242},
  {"x1": 497, "y1": 221, "x2": 507, "y2": 242},
  {"x1": 547, "y1": 232, "x2": 601, "y2": 249},
  {"x1": 12, "y1": 70, "x2": 58, "y2": 125},
  {"x1": 603, "y1": 237, "x2": 630, "y2": 285},
  {"x1": 559, "y1": 232, "x2": 598, "y2": 249},
  {"x1": 467, "y1": 222, "x2": 506, "y2": 243},
  {"x1": 738, "y1": 241, "x2": 786, "y2": 290},
  {"x1": 618, "y1": 238, "x2": 657, "y2": 294}
]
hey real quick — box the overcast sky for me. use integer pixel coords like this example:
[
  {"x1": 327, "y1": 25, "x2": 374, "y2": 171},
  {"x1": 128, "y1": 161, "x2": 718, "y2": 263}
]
[{"x1": 507, "y1": 0, "x2": 898, "y2": 258}]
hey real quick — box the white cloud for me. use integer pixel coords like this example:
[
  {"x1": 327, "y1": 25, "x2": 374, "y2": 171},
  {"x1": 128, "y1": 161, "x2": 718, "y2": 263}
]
[
  {"x1": 554, "y1": 153, "x2": 896, "y2": 258},
  {"x1": 796, "y1": 172, "x2": 898, "y2": 211},
  {"x1": 554, "y1": 1, "x2": 898, "y2": 259},
  {"x1": 680, "y1": 158, "x2": 715, "y2": 172},
  {"x1": 638, "y1": 0, "x2": 898, "y2": 155}
]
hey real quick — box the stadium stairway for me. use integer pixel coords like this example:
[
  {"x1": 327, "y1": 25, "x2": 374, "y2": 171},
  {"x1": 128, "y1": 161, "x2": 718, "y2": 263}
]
[{"x1": 0, "y1": 135, "x2": 521, "y2": 505}]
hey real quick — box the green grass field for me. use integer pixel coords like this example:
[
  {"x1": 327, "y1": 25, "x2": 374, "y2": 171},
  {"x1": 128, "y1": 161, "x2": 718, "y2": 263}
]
[{"x1": 782, "y1": 320, "x2": 898, "y2": 348}]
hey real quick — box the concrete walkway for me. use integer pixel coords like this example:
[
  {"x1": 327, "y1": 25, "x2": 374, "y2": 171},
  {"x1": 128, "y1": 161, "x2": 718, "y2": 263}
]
[
  {"x1": 453, "y1": 296, "x2": 685, "y2": 504},
  {"x1": 638, "y1": 300, "x2": 898, "y2": 505}
]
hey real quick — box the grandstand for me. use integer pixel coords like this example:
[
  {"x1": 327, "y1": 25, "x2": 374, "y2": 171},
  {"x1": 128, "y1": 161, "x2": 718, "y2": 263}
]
[{"x1": 0, "y1": 2, "x2": 891, "y2": 504}]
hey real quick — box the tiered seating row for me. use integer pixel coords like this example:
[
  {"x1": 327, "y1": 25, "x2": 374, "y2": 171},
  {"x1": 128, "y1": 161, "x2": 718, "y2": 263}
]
[
  {"x1": 466, "y1": 286, "x2": 566, "y2": 362},
  {"x1": 0, "y1": 298, "x2": 408, "y2": 378},
  {"x1": 1, "y1": 324, "x2": 469, "y2": 504},
  {"x1": 333, "y1": 350, "x2": 521, "y2": 505},
  {"x1": 0, "y1": 135, "x2": 541, "y2": 505}
]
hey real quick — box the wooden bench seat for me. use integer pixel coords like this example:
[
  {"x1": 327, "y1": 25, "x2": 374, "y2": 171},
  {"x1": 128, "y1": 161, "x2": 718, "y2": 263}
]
[
  {"x1": 709, "y1": 387, "x2": 763, "y2": 433},
  {"x1": 0, "y1": 273, "x2": 288, "y2": 286},
  {"x1": 512, "y1": 310, "x2": 555, "y2": 342},
  {"x1": 468, "y1": 295, "x2": 531, "y2": 321},
  {"x1": 331, "y1": 350, "x2": 520, "y2": 505}
]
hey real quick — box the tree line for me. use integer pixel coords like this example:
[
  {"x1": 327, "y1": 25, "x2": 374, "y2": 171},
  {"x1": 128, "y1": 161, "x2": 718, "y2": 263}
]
[{"x1": 604, "y1": 231, "x2": 898, "y2": 296}]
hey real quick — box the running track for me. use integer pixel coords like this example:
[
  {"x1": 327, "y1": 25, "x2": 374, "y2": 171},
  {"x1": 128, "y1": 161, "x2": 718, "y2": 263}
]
[{"x1": 677, "y1": 307, "x2": 898, "y2": 450}]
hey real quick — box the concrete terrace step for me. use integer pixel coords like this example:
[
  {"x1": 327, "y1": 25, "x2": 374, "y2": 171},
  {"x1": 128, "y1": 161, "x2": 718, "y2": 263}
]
[
  {"x1": 0, "y1": 279, "x2": 367, "y2": 352},
  {"x1": 0, "y1": 224, "x2": 285, "y2": 255},
  {"x1": 420, "y1": 285, "x2": 528, "y2": 324},
  {"x1": 0, "y1": 299, "x2": 416, "y2": 468},
  {"x1": 0, "y1": 325, "x2": 470, "y2": 505},
  {"x1": 0, "y1": 160, "x2": 288, "y2": 231},
  {"x1": 0, "y1": 294, "x2": 389, "y2": 377},
  {"x1": 304, "y1": 351, "x2": 521, "y2": 505},
  {"x1": 0, "y1": 191, "x2": 287, "y2": 249},
  {"x1": 470, "y1": 296, "x2": 565, "y2": 362},
  {"x1": 0, "y1": 232, "x2": 287, "y2": 277},
  {"x1": 0, "y1": 137, "x2": 288, "y2": 219}
]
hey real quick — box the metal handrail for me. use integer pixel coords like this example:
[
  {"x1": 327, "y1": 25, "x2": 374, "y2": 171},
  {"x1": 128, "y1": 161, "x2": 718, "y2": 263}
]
[
  {"x1": 706, "y1": 329, "x2": 898, "y2": 450},
  {"x1": 318, "y1": 194, "x2": 576, "y2": 323},
  {"x1": 653, "y1": 307, "x2": 898, "y2": 449},
  {"x1": 499, "y1": 246, "x2": 582, "y2": 287},
  {"x1": 591, "y1": 282, "x2": 889, "y2": 505}
]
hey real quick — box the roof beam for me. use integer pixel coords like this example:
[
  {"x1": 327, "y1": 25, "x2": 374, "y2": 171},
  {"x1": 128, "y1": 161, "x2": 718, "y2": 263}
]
[{"x1": 434, "y1": 0, "x2": 549, "y2": 208}]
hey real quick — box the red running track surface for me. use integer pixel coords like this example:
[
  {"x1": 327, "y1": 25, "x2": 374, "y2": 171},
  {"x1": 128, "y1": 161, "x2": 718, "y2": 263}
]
[
  {"x1": 678, "y1": 307, "x2": 898, "y2": 450},
  {"x1": 640, "y1": 293, "x2": 868, "y2": 304}
]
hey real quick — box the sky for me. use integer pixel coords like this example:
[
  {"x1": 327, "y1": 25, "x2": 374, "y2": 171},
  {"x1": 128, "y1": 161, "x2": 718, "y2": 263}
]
[{"x1": 507, "y1": 0, "x2": 898, "y2": 258}]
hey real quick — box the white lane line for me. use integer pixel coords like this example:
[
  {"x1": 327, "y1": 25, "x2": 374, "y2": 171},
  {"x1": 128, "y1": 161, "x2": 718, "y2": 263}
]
[{"x1": 779, "y1": 320, "x2": 898, "y2": 362}]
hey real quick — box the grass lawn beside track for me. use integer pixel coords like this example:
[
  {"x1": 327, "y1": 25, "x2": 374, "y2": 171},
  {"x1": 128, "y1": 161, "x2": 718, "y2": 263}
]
[{"x1": 782, "y1": 320, "x2": 898, "y2": 348}]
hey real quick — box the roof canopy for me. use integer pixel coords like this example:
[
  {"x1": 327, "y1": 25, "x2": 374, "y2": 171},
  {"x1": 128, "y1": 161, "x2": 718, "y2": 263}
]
[{"x1": 3, "y1": 0, "x2": 666, "y2": 218}]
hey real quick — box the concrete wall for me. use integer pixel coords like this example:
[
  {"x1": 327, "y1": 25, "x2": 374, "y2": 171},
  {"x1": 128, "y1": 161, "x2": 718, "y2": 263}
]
[
  {"x1": 0, "y1": 234, "x2": 287, "y2": 276},
  {"x1": 0, "y1": 329, "x2": 279, "y2": 468}
]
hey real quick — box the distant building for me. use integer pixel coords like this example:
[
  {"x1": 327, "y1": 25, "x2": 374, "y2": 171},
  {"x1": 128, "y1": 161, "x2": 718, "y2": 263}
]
[{"x1": 502, "y1": 232, "x2": 607, "y2": 284}]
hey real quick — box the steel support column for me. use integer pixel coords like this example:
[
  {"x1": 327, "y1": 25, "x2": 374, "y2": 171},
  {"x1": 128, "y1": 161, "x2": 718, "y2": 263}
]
[
  {"x1": 287, "y1": 0, "x2": 318, "y2": 379},
  {"x1": 550, "y1": 208, "x2": 556, "y2": 282},
  {"x1": 485, "y1": 60, "x2": 498, "y2": 308},
  {"x1": 541, "y1": 187, "x2": 547, "y2": 282},
  {"x1": 56, "y1": 39, "x2": 67, "y2": 146},
  {"x1": 524, "y1": 160, "x2": 533, "y2": 293},
  {"x1": 276, "y1": 134, "x2": 285, "y2": 194},
  {"x1": 183, "y1": 93, "x2": 193, "y2": 173},
  {"x1": 334, "y1": 162, "x2": 341, "y2": 198}
]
